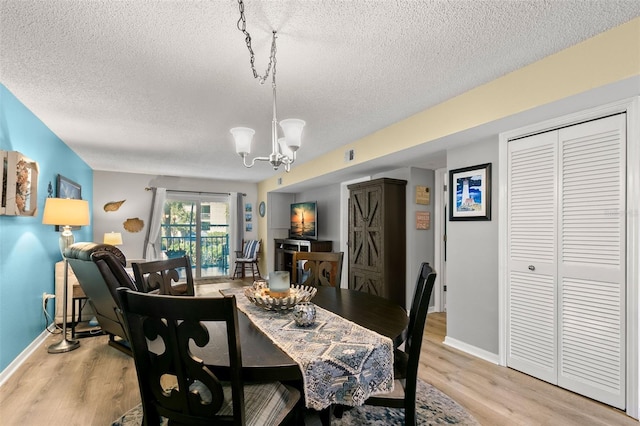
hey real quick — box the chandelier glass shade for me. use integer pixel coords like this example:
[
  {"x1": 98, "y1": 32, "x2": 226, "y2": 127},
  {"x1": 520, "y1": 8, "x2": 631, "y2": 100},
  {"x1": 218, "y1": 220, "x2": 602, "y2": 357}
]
[
  {"x1": 231, "y1": 3, "x2": 305, "y2": 172},
  {"x1": 230, "y1": 62, "x2": 306, "y2": 172}
]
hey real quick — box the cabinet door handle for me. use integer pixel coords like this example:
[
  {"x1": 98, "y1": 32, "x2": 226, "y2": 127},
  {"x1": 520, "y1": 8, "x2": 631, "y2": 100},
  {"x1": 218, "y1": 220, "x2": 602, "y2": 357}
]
[{"x1": 528, "y1": 265, "x2": 535, "y2": 271}]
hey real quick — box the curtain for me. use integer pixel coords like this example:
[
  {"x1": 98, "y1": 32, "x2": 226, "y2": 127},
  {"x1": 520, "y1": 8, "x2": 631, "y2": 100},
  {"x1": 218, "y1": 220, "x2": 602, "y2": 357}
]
[
  {"x1": 229, "y1": 192, "x2": 244, "y2": 258},
  {"x1": 143, "y1": 187, "x2": 166, "y2": 260}
]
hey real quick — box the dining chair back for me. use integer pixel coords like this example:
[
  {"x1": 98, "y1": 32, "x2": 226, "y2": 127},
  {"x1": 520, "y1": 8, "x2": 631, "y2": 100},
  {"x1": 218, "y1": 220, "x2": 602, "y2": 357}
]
[
  {"x1": 291, "y1": 251, "x2": 344, "y2": 288},
  {"x1": 406, "y1": 262, "x2": 433, "y2": 351},
  {"x1": 116, "y1": 289, "x2": 301, "y2": 426},
  {"x1": 132, "y1": 255, "x2": 195, "y2": 296},
  {"x1": 232, "y1": 239, "x2": 262, "y2": 280},
  {"x1": 363, "y1": 262, "x2": 436, "y2": 426}
]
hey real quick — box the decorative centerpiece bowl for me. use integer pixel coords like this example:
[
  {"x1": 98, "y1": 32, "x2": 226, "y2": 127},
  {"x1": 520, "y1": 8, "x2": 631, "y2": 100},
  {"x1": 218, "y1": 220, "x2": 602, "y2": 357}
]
[{"x1": 244, "y1": 283, "x2": 317, "y2": 311}]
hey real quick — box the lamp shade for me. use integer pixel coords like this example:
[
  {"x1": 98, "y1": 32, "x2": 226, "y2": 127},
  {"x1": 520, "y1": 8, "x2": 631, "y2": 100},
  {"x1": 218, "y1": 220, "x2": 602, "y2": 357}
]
[
  {"x1": 230, "y1": 127, "x2": 255, "y2": 155},
  {"x1": 42, "y1": 198, "x2": 90, "y2": 226},
  {"x1": 277, "y1": 137, "x2": 294, "y2": 159},
  {"x1": 103, "y1": 232, "x2": 123, "y2": 245},
  {"x1": 279, "y1": 119, "x2": 305, "y2": 151}
]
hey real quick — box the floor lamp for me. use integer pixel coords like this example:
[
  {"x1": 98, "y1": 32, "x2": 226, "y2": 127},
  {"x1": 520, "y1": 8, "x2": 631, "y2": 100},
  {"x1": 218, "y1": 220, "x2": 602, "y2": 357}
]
[{"x1": 42, "y1": 197, "x2": 90, "y2": 354}]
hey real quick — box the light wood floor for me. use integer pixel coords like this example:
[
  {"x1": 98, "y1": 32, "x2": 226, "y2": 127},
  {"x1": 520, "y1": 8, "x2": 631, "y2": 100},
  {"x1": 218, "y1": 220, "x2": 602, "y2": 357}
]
[{"x1": 0, "y1": 305, "x2": 637, "y2": 425}]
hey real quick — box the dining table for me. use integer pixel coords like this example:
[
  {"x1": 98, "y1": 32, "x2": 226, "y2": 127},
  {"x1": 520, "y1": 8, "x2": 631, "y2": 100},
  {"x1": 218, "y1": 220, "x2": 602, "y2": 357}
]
[{"x1": 191, "y1": 286, "x2": 408, "y2": 408}]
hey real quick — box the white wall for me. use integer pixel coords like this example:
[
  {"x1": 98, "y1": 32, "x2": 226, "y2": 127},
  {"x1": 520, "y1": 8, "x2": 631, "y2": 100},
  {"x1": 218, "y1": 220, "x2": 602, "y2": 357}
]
[
  {"x1": 445, "y1": 137, "x2": 500, "y2": 354},
  {"x1": 93, "y1": 171, "x2": 257, "y2": 261}
]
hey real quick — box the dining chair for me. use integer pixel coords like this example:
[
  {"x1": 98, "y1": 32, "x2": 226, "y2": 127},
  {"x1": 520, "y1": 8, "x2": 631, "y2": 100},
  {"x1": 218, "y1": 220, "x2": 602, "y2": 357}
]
[
  {"x1": 291, "y1": 251, "x2": 344, "y2": 288},
  {"x1": 232, "y1": 239, "x2": 262, "y2": 280},
  {"x1": 361, "y1": 262, "x2": 436, "y2": 426},
  {"x1": 117, "y1": 289, "x2": 302, "y2": 426},
  {"x1": 132, "y1": 255, "x2": 195, "y2": 296},
  {"x1": 394, "y1": 262, "x2": 434, "y2": 378}
]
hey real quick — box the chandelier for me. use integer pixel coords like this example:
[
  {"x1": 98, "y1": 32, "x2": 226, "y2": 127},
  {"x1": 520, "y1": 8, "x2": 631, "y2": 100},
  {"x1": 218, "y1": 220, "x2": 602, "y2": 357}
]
[{"x1": 230, "y1": 0, "x2": 305, "y2": 172}]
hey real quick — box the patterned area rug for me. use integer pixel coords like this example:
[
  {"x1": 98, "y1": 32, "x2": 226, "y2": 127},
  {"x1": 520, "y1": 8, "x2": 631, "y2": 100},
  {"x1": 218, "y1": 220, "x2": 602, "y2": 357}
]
[{"x1": 112, "y1": 380, "x2": 478, "y2": 425}]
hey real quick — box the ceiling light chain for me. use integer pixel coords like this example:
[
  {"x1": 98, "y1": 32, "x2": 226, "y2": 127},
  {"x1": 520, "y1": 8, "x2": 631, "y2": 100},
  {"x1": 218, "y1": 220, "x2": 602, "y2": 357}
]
[
  {"x1": 231, "y1": 0, "x2": 306, "y2": 172},
  {"x1": 236, "y1": 0, "x2": 276, "y2": 85}
]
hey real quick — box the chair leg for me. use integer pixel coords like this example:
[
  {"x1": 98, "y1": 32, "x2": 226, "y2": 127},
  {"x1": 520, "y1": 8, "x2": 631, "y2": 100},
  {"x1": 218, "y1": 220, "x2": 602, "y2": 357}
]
[
  {"x1": 319, "y1": 405, "x2": 333, "y2": 426},
  {"x1": 405, "y1": 399, "x2": 417, "y2": 426},
  {"x1": 249, "y1": 262, "x2": 260, "y2": 280},
  {"x1": 232, "y1": 262, "x2": 242, "y2": 279}
]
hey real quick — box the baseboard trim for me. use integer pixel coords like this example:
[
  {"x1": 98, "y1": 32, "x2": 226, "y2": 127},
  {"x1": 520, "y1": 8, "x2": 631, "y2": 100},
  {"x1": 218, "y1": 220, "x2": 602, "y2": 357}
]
[
  {"x1": 0, "y1": 328, "x2": 51, "y2": 389},
  {"x1": 443, "y1": 336, "x2": 500, "y2": 365}
]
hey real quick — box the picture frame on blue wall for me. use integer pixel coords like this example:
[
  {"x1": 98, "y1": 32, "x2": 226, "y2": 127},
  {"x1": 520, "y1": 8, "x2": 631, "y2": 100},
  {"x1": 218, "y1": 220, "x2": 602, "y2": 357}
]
[
  {"x1": 55, "y1": 174, "x2": 82, "y2": 230},
  {"x1": 449, "y1": 163, "x2": 491, "y2": 221}
]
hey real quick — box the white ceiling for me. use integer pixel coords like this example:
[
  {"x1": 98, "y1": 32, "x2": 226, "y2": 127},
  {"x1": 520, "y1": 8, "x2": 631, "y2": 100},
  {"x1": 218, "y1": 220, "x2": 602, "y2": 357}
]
[{"x1": 2, "y1": 1, "x2": 639, "y2": 184}]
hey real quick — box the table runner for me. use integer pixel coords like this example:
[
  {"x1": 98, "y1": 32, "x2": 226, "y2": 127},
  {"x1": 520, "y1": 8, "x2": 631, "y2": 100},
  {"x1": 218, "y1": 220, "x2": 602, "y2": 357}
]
[{"x1": 222, "y1": 288, "x2": 394, "y2": 410}]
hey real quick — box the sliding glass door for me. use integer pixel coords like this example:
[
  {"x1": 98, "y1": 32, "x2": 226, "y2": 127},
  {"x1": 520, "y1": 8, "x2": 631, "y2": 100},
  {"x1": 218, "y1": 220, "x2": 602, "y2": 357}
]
[{"x1": 161, "y1": 194, "x2": 230, "y2": 278}]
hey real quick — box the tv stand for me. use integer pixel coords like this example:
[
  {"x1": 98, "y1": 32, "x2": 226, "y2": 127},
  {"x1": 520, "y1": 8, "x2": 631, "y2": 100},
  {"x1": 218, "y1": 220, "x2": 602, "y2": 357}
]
[{"x1": 274, "y1": 238, "x2": 332, "y2": 277}]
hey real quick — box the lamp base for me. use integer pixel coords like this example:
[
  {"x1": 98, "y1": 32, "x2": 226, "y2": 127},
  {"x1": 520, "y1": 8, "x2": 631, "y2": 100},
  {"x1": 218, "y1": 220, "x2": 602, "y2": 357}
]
[{"x1": 48, "y1": 337, "x2": 80, "y2": 354}]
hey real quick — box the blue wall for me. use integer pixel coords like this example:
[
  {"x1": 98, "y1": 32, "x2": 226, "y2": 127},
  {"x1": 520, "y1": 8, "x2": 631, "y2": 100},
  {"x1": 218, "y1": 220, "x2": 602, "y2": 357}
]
[{"x1": 0, "y1": 84, "x2": 93, "y2": 372}]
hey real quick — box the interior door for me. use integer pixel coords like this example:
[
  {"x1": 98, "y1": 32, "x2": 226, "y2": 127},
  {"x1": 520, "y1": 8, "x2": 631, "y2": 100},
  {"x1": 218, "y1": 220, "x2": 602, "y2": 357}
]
[
  {"x1": 507, "y1": 114, "x2": 626, "y2": 409},
  {"x1": 507, "y1": 130, "x2": 559, "y2": 384},
  {"x1": 556, "y1": 114, "x2": 626, "y2": 409}
]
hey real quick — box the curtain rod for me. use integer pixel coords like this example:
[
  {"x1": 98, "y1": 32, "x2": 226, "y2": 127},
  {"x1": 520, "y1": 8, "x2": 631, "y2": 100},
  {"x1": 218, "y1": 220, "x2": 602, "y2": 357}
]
[{"x1": 145, "y1": 187, "x2": 246, "y2": 196}]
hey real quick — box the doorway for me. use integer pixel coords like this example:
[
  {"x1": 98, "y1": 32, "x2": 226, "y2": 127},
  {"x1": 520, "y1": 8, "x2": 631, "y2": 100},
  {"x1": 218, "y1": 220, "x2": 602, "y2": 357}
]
[{"x1": 433, "y1": 168, "x2": 447, "y2": 312}]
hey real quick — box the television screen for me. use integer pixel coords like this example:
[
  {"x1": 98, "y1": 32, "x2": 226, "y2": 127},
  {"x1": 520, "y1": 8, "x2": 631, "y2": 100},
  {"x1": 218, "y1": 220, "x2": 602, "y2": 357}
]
[{"x1": 290, "y1": 201, "x2": 317, "y2": 240}]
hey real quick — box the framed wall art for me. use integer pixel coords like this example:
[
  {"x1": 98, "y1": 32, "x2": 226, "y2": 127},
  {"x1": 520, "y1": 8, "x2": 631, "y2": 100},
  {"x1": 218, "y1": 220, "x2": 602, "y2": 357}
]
[
  {"x1": 56, "y1": 174, "x2": 82, "y2": 229},
  {"x1": 449, "y1": 163, "x2": 491, "y2": 221},
  {"x1": 57, "y1": 174, "x2": 81, "y2": 199}
]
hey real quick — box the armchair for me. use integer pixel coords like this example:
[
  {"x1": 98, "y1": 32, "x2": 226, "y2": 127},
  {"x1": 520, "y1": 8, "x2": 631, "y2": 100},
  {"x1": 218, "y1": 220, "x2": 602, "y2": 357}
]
[{"x1": 65, "y1": 242, "x2": 137, "y2": 355}]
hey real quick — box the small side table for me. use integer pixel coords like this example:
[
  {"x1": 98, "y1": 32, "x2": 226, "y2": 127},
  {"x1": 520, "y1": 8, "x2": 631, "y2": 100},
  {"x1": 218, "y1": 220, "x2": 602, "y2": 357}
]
[{"x1": 71, "y1": 284, "x2": 101, "y2": 338}]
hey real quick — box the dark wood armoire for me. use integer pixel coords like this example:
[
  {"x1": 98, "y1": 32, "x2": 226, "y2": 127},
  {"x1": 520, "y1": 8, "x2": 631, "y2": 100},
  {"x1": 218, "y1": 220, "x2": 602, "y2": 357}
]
[{"x1": 347, "y1": 178, "x2": 407, "y2": 308}]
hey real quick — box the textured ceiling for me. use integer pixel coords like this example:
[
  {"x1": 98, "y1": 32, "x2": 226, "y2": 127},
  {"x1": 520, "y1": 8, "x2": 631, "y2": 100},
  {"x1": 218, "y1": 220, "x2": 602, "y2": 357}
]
[{"x1": 1, "y1": 1, "x2": 639, "y2": 183}]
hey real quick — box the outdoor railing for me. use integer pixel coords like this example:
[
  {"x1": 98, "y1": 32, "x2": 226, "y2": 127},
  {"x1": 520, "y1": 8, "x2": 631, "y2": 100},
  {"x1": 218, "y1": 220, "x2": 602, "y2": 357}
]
[{"x1": 161, "y1": 224, "x2": 229, "y2": 276}]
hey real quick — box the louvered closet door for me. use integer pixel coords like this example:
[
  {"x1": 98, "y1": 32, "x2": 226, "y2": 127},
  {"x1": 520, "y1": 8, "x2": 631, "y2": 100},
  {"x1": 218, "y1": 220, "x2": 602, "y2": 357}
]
[
  {"x1": 507, "y1": 131, "x2": 558, "y2": 384},
  {"x1": 507, "y1": 114, "x2": 626, "y2": 410},
  {"x1": 557, "y1": 114, "x2": 626, "y2": 409}
]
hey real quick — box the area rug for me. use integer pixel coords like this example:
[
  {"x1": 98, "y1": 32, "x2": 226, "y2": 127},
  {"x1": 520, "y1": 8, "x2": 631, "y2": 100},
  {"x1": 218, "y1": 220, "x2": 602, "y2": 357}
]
[{"x1": 112, "y1": 380, "x2": 478, "y2": 425}]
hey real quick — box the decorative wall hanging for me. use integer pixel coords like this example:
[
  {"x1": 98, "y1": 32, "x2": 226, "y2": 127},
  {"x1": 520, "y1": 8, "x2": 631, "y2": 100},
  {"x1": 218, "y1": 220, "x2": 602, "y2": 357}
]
[
  {"x1": 416, "y1": 211, "x2": 430, "y2": 230},
  {"x1": 104, "y1": 200, "x2": 126, "y2": 212},
  {"x1": 0, "y1": 150, "x2": 39, "y2": 216},
  {"x1": 123, "y1": 217, "x2": 144, "y2": 232},
  {"x1": 449, "y1": 163, "x2": 492, "y2": 221},
  {"x1": 415, "y1": 185, "x2": 430, "y2": 205}
]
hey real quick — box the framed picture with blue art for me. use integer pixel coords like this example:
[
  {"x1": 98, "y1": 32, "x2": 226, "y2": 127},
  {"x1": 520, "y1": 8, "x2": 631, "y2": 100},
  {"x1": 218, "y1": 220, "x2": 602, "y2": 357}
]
[
  {"x1": 56, "y1": 174, "x2": 82, "y2": 230},
  {"x1": 449, "y1": 163, "x2": 491, "y2": 221}
]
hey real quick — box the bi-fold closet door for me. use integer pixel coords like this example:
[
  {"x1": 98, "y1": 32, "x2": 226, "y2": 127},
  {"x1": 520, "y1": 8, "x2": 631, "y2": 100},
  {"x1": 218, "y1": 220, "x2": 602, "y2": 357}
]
[{"x1": 507, "y1": 114, "x2": 626, "y2": 409}]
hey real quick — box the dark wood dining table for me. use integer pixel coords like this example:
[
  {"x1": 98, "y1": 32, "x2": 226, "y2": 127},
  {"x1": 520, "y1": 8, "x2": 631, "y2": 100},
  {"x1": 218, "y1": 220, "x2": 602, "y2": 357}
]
[{"x1": 193, "y1": 286, "x2": 408, "y2": 382}]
